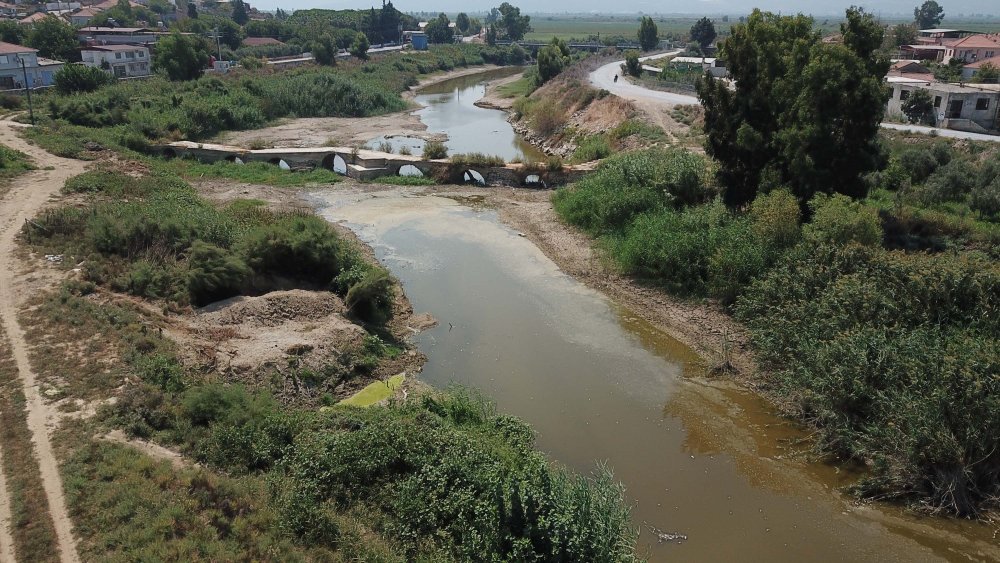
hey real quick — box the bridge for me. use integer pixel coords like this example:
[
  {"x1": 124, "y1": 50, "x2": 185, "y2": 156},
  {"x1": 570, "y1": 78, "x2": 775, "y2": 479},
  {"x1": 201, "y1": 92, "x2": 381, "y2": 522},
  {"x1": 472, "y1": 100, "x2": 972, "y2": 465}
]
[
  {"x1": 494, "y1": 40, "x2": 646, "y2": 52},
  {"x1": 159, "y1": 141, "x2": 594, "y2": 187}
]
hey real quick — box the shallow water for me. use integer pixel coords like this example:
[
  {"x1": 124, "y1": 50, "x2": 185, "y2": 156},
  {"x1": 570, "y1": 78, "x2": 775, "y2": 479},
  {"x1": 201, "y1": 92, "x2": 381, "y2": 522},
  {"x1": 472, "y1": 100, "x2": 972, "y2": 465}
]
[
  {"x1": 370, "y1": 68, "x2": 546, "y2": 162},
  {"x1": 315, "y1": 188, "x2": 1000, "y2": 562}
]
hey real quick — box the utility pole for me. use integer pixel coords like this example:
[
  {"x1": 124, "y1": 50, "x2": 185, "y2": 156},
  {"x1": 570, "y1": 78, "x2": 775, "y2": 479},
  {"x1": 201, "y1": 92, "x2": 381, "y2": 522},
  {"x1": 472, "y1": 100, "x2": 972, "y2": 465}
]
[
  {"x1": 212, "y1": 27, "x2": 222, "y2": 62},
  {"x1": 18, "y1": 56, "x2": 33, "y2": 125}
]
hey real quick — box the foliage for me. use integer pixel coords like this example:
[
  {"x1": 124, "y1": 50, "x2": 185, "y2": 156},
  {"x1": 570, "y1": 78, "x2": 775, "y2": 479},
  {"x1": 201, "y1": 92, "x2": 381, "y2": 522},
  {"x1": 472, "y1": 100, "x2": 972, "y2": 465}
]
[
  {"x1": 888, "y1": 23, "x2": 917, "y2": 47},
  {"x1": 345, "y1": 269, "x2": 395, "y2": 324},
  {"x1": 975, "y1": 63, "x2": 999, "y2": 84},
  {"x1": 0, "y1": 145, "x2": 35, "y2": 184},
  {"x1": 422, "y1": 140, "x2": 448, "y2": 159},
  {"x1": 496, "y1": 2, "x2": 531, "y2": 41},
  {"x1": 901, "y1": 88, "x2": 935, "y2": 125},
  {"x1": 154, "y1": 32, "x2": 211, "y2": 81},
  {"x1": 698, "y1": 8, "x2": 889, "y2": 208},
  {"x1": 689, "y1": 17, "x2": 717, "y2": 48},
  {"x1": 736, "y1": 245, "x2": 999, "y2": 515},
  {"x1": 571, "y1": 134, "x2": 612, "y2": 163},
  {"x1": 53, "y1": 64, "x2": 114, "y2": 95},
  {"x1": 456, "y1": 12, "x2": 472, "y2": 34},
  {"x1": 350, "y1": 32, "x2": 369, "y2": 60},
  {"x1": 624, "y1": 50, "x2": 641, "y2": 77},
  {"x1": 0, "y1": 20, "x2": 25, "y2": 45},
  {"x1": 803, "y1": 193, "x2": 883, "y2": 247},
  {"x1": 638, "y1": 16, "x2": 659, "y2": 51},
  {"x1": 425, "y1": 13, "x2": 454, "y2": 44},
  {"x1": 914, "y1": 0, "x2": 945, "y2": 29},
  {"x1": 537, "y1": 37, "x2": 570, "y2": 83},
  {"x1": 231, "y1": 0, "x2": 249, "y2": 25},
  {"x1": 312, "y1": 34, "x2": 337, "y2": 66},
  {"x1": 25, "y1": 15, "x2": 80, "y2": 62}
]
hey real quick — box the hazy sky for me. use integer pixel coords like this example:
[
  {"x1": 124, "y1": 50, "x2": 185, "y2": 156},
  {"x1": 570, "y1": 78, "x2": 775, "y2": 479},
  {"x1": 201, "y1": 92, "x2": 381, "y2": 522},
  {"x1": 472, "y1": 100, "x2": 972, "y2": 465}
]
[{"x1": 251, "y1": 0, "x2": 999, "y2": 16}]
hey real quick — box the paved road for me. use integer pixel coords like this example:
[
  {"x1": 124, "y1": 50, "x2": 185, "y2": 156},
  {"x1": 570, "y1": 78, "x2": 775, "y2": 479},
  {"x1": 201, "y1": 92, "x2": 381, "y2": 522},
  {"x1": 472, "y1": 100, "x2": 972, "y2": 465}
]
[
  {"x1": 591, "y1": 53, "x2": 1000, "y2": 143},
  {"x1": 589, "y1": 50, "x2": 700, "y2": 106}
]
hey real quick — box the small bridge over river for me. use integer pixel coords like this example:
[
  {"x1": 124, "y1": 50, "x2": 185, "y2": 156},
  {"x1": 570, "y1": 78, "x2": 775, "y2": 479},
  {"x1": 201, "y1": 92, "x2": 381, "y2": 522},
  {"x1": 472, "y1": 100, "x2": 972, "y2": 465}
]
[{"x1": 159, "y1": 142, "x2": 593, "y2": 187}]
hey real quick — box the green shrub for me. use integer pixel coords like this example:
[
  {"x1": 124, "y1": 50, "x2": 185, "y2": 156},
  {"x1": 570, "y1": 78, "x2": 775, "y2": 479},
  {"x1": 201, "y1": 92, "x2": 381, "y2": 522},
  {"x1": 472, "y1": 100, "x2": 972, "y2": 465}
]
[
  {"x1": 917, "y1": 159, "x2": 977, "y2": 204},
  {"x1": 804, "y1": 193, "x2": 883, "y2": 247},
  {"x1": 186, "y1": 240, "x2": 249, "y2": 306},
  {"x1": 571, "y1": 134, "x2": 611, "y2": 163},
  {"x1": 450, "y1": 152, "x2": 504, "y2": 167},
  {"x1": 422, "y1": 141, "x2": 448, "y2": 160},
  {"x1": 345, "y1": 269, "x2": 394, "y2": 324},
  {"x1": 53, "y1": 64, "x2": 114, "y2": 95},
  {"x1": 970, "y1": 178, "x2": 1000, "y2": 219},
  {"x1": 239, "y1": 216, "x2": 346, "y2": 287},
  {"x1": 546, "y1": 155, "x2": 563, "y2": 172},
  {"x1": 897, "y1": 147, "x2": 939, "y2": 184},
  {"x1": 750, "y1": 189, "x2": 802, "y2": 249}
]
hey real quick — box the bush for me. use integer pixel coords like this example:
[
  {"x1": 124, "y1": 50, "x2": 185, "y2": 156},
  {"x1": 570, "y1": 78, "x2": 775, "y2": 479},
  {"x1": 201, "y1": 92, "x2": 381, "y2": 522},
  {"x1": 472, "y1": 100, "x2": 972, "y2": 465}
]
[
  {"x1": 186, "y1": 240, "x2": 249, "y2": 306},
  {"x1": 624, "y1": 50, "x2": 641, "y2": 77},
  {"x1": 239, "y1": 216, "x2": 347, "y2": 287},
  {"x1": 546, "y1": 155, "x2": 563, "y2": 172},
  {"x1": 53, "y1": 64, "x2": 114, "y2": 95},
  {"x1": 422, "y1": 141, "x2": 448, "y2": 159},
  {"x1": 804, "y1": 193, "x2": 882, "y2": 247},
  {"x1": 0, "y1": 94, "x2": 23, "y2": 110},
  {"x1": 750, "y1": 189, "x2": 802, "y2": 249},
  {"x1": 897, "y1": 148, "x2": 939, "y2": 184},
  {"x1": 917, "y1": 159, "x2": 977, "y2": 204},
  {"x1": 571, "y1": 134, "x2": 611, "y2": 163},
  {"x1": 345, "y1": 269, "x2": 394, "y2": 324},
  {"x1": 970, "y1": 178, "x2": 1000, "y2": 219}
]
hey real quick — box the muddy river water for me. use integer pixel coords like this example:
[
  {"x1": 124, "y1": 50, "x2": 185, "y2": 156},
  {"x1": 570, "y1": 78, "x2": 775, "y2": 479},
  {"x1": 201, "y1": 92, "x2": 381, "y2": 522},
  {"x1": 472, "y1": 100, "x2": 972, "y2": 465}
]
[{"x1": 314, "y1": 189, "x2": 998, "y2": 562}]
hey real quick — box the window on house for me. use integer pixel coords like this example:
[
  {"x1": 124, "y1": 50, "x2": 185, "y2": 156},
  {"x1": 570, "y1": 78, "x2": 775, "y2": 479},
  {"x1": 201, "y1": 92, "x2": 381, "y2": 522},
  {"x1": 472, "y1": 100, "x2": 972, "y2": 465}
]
[
  {"x1": 0, "y1": 56, "x2": 8, "y2": 65},
  {"x1": 934, "y1": 96, "x2": 942, "y2": 108},
  {"x1": 126, "y1": 51, "x2": 134, "y2": 59},
  {"x1": 977, "y1": 98, "x2": 991, "y2": 111},
  {"x1": 115, "y1": 52, "x2": 122, "y2": 59},
  {"x1": 138, "y1": 51, "x2": 144, "y2": 58},
  {"x1": 900, "y1": 89, "x2": 910, "y2": 100}
]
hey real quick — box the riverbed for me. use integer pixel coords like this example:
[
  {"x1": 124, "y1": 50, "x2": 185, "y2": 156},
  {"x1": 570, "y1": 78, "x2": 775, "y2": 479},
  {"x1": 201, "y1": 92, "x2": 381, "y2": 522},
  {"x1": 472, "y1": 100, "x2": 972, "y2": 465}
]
[{"x1": 312, "y1": 185, "x2": 999, "y2": 562}]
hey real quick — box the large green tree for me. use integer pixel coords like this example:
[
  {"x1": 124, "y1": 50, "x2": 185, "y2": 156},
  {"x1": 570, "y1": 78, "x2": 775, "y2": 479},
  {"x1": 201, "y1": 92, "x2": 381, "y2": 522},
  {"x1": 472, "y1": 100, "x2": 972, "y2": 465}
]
[
  {"x1": 914, "y1": 0, "x2": 945, "y2": 29},
  {"x1": 537, "y1": 37, "x2": 569, "y2": 83},
  {"x1": 351, "y1": 31, "x2": 369, "y2": 59},
  {"x1": 637, "y1": 16, "x2": 658, "y2": 51},
  {"x1": 902, "y1": 88, "x2": 935, "y2": 124},
  {"x1": 25, "y1": 16, "x2": 80, "y2": 62},
  {"x1": 689, "y1": 17, "x2": 717, "y2": 49},
  {"x1": 425, "y1": 13, "x2": 453, "y2": 44},
  {"x1": 697, "y1": 8, "x2": 889, "y2": 208},
  {"x1": 0, "y1": 20, "x2": 24, "y2": 45},
  {"x1": 496, "y1": 2, "x2": 530, "y2": 41},
  {"x1": 154, "y1": 32, "x2": 210, "y2": 81},
  {"x1": 232, "y1": 0, "x2": 249, "y2": 25},
  {"x1": 456, "y1": 12, "x2": 471, "y2": 34}
]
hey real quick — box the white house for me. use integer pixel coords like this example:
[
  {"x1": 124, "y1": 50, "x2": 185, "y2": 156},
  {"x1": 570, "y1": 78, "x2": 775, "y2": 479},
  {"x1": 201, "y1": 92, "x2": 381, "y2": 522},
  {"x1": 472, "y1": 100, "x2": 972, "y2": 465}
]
[
  {"x1": 80, "y1": 44, "x2": 151, "y2": 77},
  {"x1": 0, "y1": 42, "x2": 64, "y2": 89}
]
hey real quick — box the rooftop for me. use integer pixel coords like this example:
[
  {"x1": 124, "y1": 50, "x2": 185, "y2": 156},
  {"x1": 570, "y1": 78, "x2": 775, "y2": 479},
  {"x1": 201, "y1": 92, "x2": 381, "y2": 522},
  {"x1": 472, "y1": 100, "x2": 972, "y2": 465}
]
[
  {"x1": 82, "y1": 43, "x2": 148, "y2": 51},
  {"x1": 965, "y1": 55, "x2": 1000, "y2": 69},
  {"x1": 78, "y1": 26, "x2": 152, "y2": 33},
  {"x1": 0, "y1": 41, "x2": 36, "y2": 54},
  {"x1": 945, "y1": 34, "x2": 1000, "y2": 49},
  {"x1": 242, "y1": 37, "x2": 283, "y2": 47}
]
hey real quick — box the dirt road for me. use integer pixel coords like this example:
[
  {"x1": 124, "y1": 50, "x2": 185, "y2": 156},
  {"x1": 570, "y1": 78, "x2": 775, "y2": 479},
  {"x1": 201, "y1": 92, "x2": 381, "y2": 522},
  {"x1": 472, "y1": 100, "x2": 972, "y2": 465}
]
[{"x1": 0, "y1": 117, "x2": 84, "y2": 562}]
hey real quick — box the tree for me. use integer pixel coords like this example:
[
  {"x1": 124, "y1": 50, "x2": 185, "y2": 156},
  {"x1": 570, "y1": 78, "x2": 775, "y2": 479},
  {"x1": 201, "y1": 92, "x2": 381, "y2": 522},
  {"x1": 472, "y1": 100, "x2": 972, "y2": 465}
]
[
  {"x1": 232, "y1": 0, "x2": 249, "y2": 26},
  {"x1": 25, "y1": 16, "x2": 80, "y2": 62},
  {"x1": 638, "y1": 16, "x2": 658, "y2": 51},
  {"x1": 425, "y1": 13, "x2": 453, "y2": 44},
  {"x1": 456, "y1": 12, "x2": 471, "y2": 34},
  {"x1": 0, "y1": 20, "x2": 25, "y2": 45},
  {"x1": 890, "y1": 23, "x2": 917, "y2": 47},
  {"x1": 275, "y1": 8, "x2": 288, "y2": 20},
  {"x1": 54, "y1": 64, "x2": 114, "y2": 94},
  {"x1": 351, "y1": 32, "x2": 369, "y2": 60},
  {"x1": 377, "y1": 0, "x2": 402, "y2": 44},
  {"x1": 148, "y1": 0, "x2": 173, "y2": 15},
  {"x1": 914, "y1": 1, "x2": 945, "y2": 29},
  {"x1": 690, "y1": 17, "x2": 717, "y2": 49},
  {"x1": 537, "y1": 37, "x2": 569, "y2": 83},
  {"x1": 624, "y1": 50, "x2": 641, "y2": 76},
  {"x1": 975, "y1": 62, "x2": 999, "y2": 83},
  {"x1": 902, "y1": 88, "x2": 935, "y2": 124},
  {"x1": 496, "y1": 2, "x2": 530, "y2": 41},
  {"x1": 154, "y1": 32, "x2": 210, "y2": 81},
  {"x1": 486, "y1": 24, "x2": 498, "y2": 46},
  {"x1": 313, "y1": 34, "x2": 337, "y2": 66},
  {"x1": 697, "y1": 8, "x2": 889, "y2": 208},
  {"x1": 187, "y1": 2, "x2": 198, "y2": 18}
]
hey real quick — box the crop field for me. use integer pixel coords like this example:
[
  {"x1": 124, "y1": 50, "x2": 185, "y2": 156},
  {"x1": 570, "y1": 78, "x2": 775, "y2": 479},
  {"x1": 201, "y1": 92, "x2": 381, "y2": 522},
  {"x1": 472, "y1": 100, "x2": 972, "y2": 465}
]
[{"x1": 521, "y1": 14, "x2": 1000, "y2": 42}]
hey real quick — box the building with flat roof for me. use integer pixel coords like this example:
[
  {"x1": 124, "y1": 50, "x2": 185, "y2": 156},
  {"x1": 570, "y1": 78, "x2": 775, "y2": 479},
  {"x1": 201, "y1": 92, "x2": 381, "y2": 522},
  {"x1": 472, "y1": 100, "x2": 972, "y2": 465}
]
[
  {"x1": 81, "y1": 43, "x2": 150, "y2": 77},
  {"x1": 887, "y1": 80, "x2": 999, "y2": 133}
]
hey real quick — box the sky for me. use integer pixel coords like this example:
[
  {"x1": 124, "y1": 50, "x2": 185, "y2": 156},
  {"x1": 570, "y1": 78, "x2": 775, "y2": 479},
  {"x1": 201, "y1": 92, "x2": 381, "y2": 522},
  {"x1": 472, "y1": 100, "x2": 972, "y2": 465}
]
[{"x1": 250, "y1": 0, "x2": 999, "y2": 17}]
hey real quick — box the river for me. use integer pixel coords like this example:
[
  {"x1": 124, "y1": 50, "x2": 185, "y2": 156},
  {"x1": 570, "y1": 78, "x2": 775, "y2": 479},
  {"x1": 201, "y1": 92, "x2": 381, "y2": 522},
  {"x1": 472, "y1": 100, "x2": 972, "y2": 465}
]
[{"x1": 316, "y1": 69, "x2": 999, "y2": 562}]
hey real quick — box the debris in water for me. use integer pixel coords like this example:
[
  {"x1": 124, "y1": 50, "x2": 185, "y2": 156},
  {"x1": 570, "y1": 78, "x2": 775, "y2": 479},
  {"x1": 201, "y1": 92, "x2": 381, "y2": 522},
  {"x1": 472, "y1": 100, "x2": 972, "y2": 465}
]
[{"x1": 646, "y1": 523, "x2": 688, "y2": 544}]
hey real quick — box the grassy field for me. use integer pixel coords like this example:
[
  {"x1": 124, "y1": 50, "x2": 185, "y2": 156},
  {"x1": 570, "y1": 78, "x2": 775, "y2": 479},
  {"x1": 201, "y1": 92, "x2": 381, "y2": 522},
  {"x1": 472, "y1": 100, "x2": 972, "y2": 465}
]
[{"x1": 522, "y1": 14, "x2": 1000, "y2": 42}]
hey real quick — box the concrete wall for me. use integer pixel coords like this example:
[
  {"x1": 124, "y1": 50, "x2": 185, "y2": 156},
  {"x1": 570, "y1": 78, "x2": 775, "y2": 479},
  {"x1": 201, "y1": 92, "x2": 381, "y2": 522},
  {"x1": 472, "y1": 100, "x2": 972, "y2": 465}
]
[{"x1": 158, "y1": 142, "x2": 591, "y2": 188}]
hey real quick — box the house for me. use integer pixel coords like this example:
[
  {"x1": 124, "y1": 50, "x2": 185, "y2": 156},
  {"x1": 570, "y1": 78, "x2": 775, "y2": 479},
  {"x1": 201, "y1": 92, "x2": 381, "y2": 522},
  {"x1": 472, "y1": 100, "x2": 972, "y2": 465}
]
[
  {"x1": 963, "y1": 55, "x2": 1000, "y2": 81},
  {"x1": 943, "y1": 34, "x2": 1000, "y2": 64},
  {"x1": 887, "y1": 81, "x2": 1000, "y2": 133},
  {"x1": 77, "y1": 26, "x2": 160, "y2": 45},
  {"x1": 242, "y1": 37, "x2": 283, "y2": 48},
  {"x1": 69, "y1": 6, "x2": 100, "y2": 25},
  {"x1": 0, "y1": 42, "x2": 65, "y2": 89},
  {"x1": 916, "y1": 28, "x2": 975, "y2": 44},
  {"x1": 80, "y1": 43, "x2": 150, "y2": 77},
  {"x1": 18, "y1": 11, "x2": 56, "y2": 24},
  {"x1": 668, "y1": 56, "x2": 727, "y2": 77},
  {"x1": 888, "y1": 60, "x2": 934, "y2": 82},
  {"x1": 0, "y1": 2, "x2": 19, "y2": 16}
]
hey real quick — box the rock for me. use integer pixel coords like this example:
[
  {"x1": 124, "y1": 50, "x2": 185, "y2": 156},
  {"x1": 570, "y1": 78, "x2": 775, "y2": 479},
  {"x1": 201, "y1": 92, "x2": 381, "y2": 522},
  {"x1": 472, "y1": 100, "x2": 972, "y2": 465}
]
[{"x1": 84, "y1": 141, "x2": 104, "y2": 152}]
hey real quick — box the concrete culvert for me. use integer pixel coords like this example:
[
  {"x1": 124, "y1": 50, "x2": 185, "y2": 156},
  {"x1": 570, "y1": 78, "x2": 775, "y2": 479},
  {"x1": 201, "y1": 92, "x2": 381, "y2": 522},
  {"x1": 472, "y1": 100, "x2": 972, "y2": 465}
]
[
  {"x1": 463, "y1": 170, "x2": 486, "y2": 186},
  {"x1": 524, "y1": 174, "x2": 543, "y2": 187},
  {"x1": 398, "y1": 164, "x2": 424, "y2": 177},
  {"x1": 323, "y1": 154, "x2": 348, "y2": 175}
]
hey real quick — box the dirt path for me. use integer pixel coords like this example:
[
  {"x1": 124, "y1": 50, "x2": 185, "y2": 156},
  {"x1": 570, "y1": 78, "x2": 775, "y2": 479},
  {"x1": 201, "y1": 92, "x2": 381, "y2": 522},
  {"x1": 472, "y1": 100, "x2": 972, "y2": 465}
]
[{"x1": 0, "y1": 117, "x2": 85, "y2": 562}]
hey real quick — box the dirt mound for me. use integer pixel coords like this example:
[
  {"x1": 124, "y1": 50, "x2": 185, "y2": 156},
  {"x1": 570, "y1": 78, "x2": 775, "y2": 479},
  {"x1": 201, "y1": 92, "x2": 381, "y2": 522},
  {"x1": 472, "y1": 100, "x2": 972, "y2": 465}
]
[{"x1": 200, "y1": 290, "x2": 346, "y2": 327}]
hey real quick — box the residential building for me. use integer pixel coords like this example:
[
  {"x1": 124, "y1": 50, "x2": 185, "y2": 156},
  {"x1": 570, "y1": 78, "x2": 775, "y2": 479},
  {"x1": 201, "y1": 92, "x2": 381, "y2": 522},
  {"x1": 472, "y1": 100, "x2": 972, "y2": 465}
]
[
  {"x1": 963, "y1": 55, "x2": 1000, "y2": 81},
  {"x1": 69, "y1": 5, "x2": 99, "y2": 25},
  {"x1": 77, "y1": 26, "x2": 160, "y2": 45},
  {"x1": 0, "y1": 42, "x2": 64, "y2": 89},
  {"x1": 0, "y1": 2, "x2": 19, "y2": 16},
  {"x1": 81, "y1": 44, "x2": 150, "y2": 77},
  {"x1": 888, "y1": 60, "x2": 935, "y2": 82},
  {"x1": 19, "y1": 11, "x2": 55, "y2": 24},
  {"x1": 943, "y1": 34, "x2": 1000, "y2": 64},
  {"x1": 887, "y1": 81, "x2": 1000, "y2": 133}
]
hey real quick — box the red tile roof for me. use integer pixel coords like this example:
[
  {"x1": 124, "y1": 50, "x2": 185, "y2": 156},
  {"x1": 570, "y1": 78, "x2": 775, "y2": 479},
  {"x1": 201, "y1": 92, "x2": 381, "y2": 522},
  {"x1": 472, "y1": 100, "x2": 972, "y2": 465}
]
[
  {"x1": 19, "y1": 12, "x2": 54, "y2": 24},
  {"x1": 242, "y1": 37, "x2": 283, "y2": 47},
  {"x1": 0, "y1": 41, "x2": 37, "y2": 54},
  {"x1": 965, "y1": 55, "x2": 1000, "y2": 69},
  {"x1": 945, "y1": 34, "x2": 1000, "y2": 49}
]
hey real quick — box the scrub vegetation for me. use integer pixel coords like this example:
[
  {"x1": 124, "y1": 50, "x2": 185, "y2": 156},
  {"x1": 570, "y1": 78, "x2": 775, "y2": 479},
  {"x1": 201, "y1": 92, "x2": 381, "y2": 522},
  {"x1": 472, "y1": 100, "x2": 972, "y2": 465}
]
[{"x1": 555, "y1": 136, "x2": 1000, "y2": 515}]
